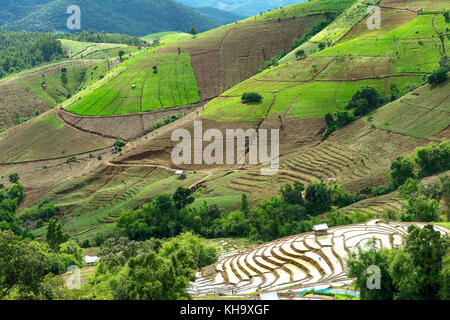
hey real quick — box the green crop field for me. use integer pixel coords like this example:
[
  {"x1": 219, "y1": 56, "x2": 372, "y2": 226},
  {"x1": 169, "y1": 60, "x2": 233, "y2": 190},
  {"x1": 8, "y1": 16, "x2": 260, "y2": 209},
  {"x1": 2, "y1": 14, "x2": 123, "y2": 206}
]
[
  {"x1": 33, "y1": 166, "x2": 208, "y2": 238},
  {"x1": 60, "y1": 39, "x2": 137, "y2": 59},
  {"x1": 66, "y1": 51, "x2": 200, "y2": 116},
  {"x1": 281, "y1": 0, "x2": 381, "y2": 63},
  {"x1": 201, "y1": 11, "x2": 448, "y2": 122},
  {"x1": 242, "y1": 0, "x2": 357, "y2": 23},
  {"x1": 142, "y1": 32, "x2": 192, "y2": 45},
  {"x1": 18, "y1": 61, "x2": 110, "y2": 107}
]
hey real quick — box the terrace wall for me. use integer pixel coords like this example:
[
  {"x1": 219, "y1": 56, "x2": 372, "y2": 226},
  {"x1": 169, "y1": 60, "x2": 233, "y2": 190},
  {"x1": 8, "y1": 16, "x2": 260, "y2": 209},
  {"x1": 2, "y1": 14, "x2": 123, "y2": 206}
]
[{"x1": 59, "y1": 102, "x2": 204, "y2": 140}]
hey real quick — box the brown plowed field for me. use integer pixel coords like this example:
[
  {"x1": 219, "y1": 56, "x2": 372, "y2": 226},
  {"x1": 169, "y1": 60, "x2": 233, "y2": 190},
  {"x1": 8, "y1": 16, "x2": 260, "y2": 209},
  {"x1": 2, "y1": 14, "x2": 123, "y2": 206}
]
[{"x1": 159, "y1": 15, "x2": 328, "y2": 101}]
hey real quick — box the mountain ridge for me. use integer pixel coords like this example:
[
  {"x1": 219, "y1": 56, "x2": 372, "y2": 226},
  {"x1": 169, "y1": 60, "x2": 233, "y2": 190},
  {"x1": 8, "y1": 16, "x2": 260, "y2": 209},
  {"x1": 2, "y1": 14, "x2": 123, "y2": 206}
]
[{"x1": 0, "y1": 0, "x2": 218, "y2": 36}]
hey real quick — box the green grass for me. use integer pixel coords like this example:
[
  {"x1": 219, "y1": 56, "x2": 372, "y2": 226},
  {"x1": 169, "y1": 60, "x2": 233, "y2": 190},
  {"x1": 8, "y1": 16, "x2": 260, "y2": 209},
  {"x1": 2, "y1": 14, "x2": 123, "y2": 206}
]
[
  {"x1": 281, "y1": 0, "x2": 381, "y2": 63},
  {"x1": 241, "y1": 0, "x2": 356, "y2": 23},
  {"x1": 437, "y1": 222, "x2": 450, "y2": 229},
  {"x1": 66, "y1": 51, "x2": 200, "y2": 116},
  {"x1": 142, "y1": 32, "x2": 192, "y2": 45},
  {"x1": 60, "y1": 39, "x2": 136, "y2": 59},
  {"x1": 202, "y1": 93, "x2": 274, "y2": 122},
  {"x1": 18, "y1": 60, "x2": 110, "y2": 107},
  {"x1": 201, "y1": 12, "x2": 445, "y2": 122},
  {"x1": 190, "y1": 195, "x2": 242, "y2": 211}
]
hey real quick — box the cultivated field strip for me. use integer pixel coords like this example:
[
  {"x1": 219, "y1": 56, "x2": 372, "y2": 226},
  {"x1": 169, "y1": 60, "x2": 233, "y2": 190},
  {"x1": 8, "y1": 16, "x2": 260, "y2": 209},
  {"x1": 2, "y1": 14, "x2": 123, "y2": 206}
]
[{"x1": 189, "y1": 220, "x2": 449, "y2": 296}]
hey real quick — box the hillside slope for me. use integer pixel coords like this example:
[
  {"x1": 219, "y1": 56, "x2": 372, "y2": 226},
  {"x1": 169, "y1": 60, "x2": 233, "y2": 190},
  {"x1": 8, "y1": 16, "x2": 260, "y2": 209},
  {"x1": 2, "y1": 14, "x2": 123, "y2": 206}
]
[
  {"x1": 0, "y1": 59, "x2": 110, "y2": 131},
  {"x1": 61, "y1": 0, "x2": 356, "y2": 124},
  {"x1": 202, "y1": 1, "x2": 448, "y2": 122},
  {"x1": 0, "y1": 0, "x2": 448, "y2": 242}
]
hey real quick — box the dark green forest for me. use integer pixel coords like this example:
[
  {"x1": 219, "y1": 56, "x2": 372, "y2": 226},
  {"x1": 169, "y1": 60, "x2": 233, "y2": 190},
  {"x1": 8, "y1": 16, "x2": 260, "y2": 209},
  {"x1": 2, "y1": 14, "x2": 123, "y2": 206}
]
[
  {"x1": 0, "y1": 31, "x2": 64, "y2": 78},
  {"x1": 0, "y1": 0, "x2": 217, "y2": 36}
]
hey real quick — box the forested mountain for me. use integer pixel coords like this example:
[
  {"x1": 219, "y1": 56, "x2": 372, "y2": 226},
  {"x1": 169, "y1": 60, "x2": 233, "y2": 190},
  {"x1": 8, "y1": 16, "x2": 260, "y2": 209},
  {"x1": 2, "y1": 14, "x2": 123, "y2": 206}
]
[
  {"x1": 194, "y1": 7, "x2": 244, "y2": 25},
  {"x1": 0, "y1": 0, "x2": 217, "y2": 36},
  {"x1": 178, "y1": 0, "x2": 307, "y2": 17}
]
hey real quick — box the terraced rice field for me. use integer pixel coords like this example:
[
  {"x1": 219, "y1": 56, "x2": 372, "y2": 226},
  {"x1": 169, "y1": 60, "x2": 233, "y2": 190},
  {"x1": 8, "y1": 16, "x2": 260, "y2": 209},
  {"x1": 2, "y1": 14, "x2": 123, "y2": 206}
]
[
  {"x1": 60, "y1": 39, "x2": 136, "y2": 59},
  {"x1": 37, "y1": 166, "x2": 208, "y2": 237},
  {"x1": 366, "y1": 81, "x2": 450, "y2": 138},
  {"x1": 66, "y1": 51, "x2": 200, "y2": 116},
  {"x1": 189, "y1": 220, "x2": 449, "y2": 296},
  {"x1": 141, "y1": 32, "x2": 192, "y2": 45},
  {"x1": 202, "y1": 4, "x2": 447, "y2": 122}
]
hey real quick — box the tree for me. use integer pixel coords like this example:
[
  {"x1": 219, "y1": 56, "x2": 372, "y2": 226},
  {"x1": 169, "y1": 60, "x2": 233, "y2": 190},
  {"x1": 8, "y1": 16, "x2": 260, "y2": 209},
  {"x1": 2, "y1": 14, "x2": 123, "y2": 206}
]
[
  {"x1": 305, "y1": 180, "x2": 331, "y2": 215},
  {"x1": 8, "y1": 173, "x2": 19, "y2": 184},
  {"x1": 120, "y1": 250, "x2": 192, "y2": 300},
  {"x1": 0, "y1": 230, "x2": 49, "y2": 298},
  {"x1": 389, "y1": 156, "x2": 415, "y2": 188},
  {"x1": 280, "y1": 181, "x2": 305, "y2": 205},
  {"x1": 295, "y1": 49, "x2": 306, "y2": 59},
  {"x1": 399, "y1": 178, "x2": 439, "y2": 222},
  {"x1": 391, "y1": 225, "x2": 449, "y2": 300},
  {"x1": 190, "y1": 27, "x2": 198, "y2": 36},
  {"x1": 118, "y1": 50, "x2": 125, "y2": 61},
  {"x1": 173, "y1": 187, "x2": 194, "y2": 210},
  {"x1": 159, "y1": 232, "x2": 218, "y2": 270},
  {"x1": 346, "y1": 238, "x2": 396, "y2": 300},
  {"x1": 415, "y1": 141, "x2": 450, "y2": 177},
  {"x1": 241, "y1": 194, "x2": 249, "y2": 215},
  {"x1": 427, "y1": 67, "x2": 448, "y2": 85},
  {"x1": 345, "y1": 86, "x2": 384, "y2": 117},
  {"x1": 241, "y1": 92, "x2": 262, "y2": 103},
  {"x1": 98, "y1": 237, "x2": 160, "y2": 270},
  {"x1": 46, "y1": 218, "x2": 69, "y2": 275},
  {"x1": 440, "y1": 255, "x2": 450, "y2": 299},
  {"x1": 318, "y1": 42, "x2": 326, "y2": 50},
  {"x1": 113, "y1": 139, "x2": 126, "y2": 153}
]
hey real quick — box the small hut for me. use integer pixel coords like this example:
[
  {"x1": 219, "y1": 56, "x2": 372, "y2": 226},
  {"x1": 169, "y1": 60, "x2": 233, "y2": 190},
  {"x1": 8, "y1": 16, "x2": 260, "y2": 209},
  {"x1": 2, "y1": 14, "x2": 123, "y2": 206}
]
[
  {"x1": 313, "y1": 223, "x2": 329, "y2": 236},
  {"x1": 175, "y1": 170, "x2": 187, "y2": 179},
  {"x1": 131, "y1": 84, "x2": 136, "y2": 89},
  {"x1": 84, "y1": 256, "x2": 100, "y2": 266}
]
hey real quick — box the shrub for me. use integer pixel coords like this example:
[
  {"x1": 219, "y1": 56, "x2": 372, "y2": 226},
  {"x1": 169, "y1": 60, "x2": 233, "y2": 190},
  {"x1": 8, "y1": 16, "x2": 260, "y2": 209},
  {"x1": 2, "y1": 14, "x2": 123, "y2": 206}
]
[
  {"x1": 427, "y1": 67, "x2": 448, "y2": 85},
  {"x1": 345, "y1": 86, "x2": 385, "y2": 117},
  {"x1": 241, "y1": 92, "x2": 262, "y2": 103}
]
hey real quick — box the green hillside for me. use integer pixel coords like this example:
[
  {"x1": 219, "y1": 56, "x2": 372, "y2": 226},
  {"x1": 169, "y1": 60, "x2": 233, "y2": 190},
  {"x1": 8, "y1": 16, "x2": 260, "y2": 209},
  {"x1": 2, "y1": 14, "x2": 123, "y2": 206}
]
[
  {"x1": 201, "y1": 9, "x2": 448, "y2": 122},
  {"x1": 0, "y1": 59, "x2": 110, "y2": 131},
  {"x1": 66, "y1": 51, "x2": 200, "y2": 116},
  {"x1": 63, "y1": 0, "x2": 357, "y2": 117}
]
